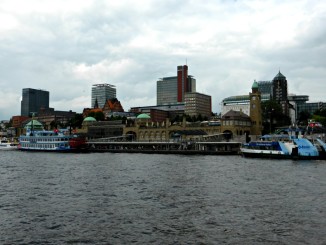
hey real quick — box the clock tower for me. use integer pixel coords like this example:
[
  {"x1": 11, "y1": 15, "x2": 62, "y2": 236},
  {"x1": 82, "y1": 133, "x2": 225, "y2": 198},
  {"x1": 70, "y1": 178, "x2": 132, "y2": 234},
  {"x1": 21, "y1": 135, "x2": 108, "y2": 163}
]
[{"x1": 249, "y1": 80, "x2": 262, "y2": 135}]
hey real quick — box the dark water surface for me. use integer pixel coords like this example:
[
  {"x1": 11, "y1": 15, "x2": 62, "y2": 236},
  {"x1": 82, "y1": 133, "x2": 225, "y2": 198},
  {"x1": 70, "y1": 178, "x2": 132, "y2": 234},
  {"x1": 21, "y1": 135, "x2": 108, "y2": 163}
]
[{"x1": 0, "y1": 151, "x2": 325, "y2": 244}]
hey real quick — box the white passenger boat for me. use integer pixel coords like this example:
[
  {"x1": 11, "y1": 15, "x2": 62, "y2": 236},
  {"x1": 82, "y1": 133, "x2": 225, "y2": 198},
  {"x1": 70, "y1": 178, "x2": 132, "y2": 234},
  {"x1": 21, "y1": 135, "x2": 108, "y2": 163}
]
[
  {"x1": 0, "y1": 138, "x2": 18, "y2": 150},
  {"x1": 18, "y1": 118, "x2": 87, "y2": 152},
  {"x1": 18, "y1": 129, "x2": 87, "y2": 152}
]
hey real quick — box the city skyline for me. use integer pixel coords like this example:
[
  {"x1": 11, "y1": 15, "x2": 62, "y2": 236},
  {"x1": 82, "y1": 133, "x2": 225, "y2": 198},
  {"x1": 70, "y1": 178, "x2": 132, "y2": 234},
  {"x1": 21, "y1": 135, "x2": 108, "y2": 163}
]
[{"x1": 1, "y1": 0, "x2": 326, "y2": 120}]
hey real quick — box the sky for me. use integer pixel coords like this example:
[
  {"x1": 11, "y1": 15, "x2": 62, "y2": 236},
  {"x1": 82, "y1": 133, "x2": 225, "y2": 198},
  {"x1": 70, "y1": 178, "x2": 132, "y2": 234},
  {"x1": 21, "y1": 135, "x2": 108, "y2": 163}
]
[{"x1": 0, "y1": 0, "x2": 325, "y2": 120}]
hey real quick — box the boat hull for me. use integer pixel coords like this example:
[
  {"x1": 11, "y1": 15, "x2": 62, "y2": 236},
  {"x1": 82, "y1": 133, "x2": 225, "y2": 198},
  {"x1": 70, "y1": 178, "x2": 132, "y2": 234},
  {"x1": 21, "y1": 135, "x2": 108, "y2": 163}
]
[
  {"x1": 241, "y1": 149, "x2": 325, "y2": 160},
  {"x1": 241, "y1": 152, "x2": 322, "y2": 160},
  {"x1": 0, "y1": 146, "x2": 18, "y2": 151},
  {"x1": 17, "y1": 147, "x2": 86, "y2": 153},
  {"x1": 241, "y1": 151, "x2": 292, "y2": 159}
]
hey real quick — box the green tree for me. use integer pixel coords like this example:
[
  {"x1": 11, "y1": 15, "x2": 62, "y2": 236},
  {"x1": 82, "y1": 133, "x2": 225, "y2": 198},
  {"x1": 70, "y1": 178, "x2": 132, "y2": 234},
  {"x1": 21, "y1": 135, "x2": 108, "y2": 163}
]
[
  {"x1": 88, "y1": 111, "x2": 105, "y2": 121},
  {"x1": 68, "y1": 113, "x2": 84, "y2": 129},
  {"x1": 261, "y1": 100, "x2": 291, "y2": 134},
  {"x1": 312, "y1": 114, "x2": 326, "y2": 127},
  {"x1": 297, "y1": 111, "x2": 311, "y2": 126},
  {"x1": 314, "y1": 108, "x2": 326, "y2": 117},
  {"x1": 185, "y1": 114, "x2": 192, "y2": 122},
  {"x1": 50, "y1": 120, "x2": 57, "y2": 129}
]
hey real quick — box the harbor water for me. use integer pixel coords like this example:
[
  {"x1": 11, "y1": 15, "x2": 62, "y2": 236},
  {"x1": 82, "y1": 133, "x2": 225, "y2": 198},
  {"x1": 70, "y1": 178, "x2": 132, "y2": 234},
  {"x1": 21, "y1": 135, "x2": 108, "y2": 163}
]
[{"x1": 0, "y1": 151, "x2": 325, "y2": 244}]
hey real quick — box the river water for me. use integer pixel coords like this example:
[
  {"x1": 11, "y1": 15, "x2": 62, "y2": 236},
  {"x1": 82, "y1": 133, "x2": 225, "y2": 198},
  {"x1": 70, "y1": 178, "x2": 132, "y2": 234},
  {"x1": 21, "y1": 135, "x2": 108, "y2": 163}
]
[{"x1": 0, "y1": 151, "x2": 325, "y2": 244}]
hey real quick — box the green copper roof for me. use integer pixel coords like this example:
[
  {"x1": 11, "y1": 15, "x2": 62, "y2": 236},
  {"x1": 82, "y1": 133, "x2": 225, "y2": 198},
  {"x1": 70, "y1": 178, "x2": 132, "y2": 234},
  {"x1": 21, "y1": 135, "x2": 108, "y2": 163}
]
[
  {"x1": 223, "y1": 94, "x2": 271, "y2": 104},
  {"x1": 252, "y1": 80, "x2": 259, "y2": 89},
  {"x1": 223, "y1": 95, "x2": 249, "y2": 103},
  {"x1": 25, "y1": 119, "x2": 44, "y2": 130},
  {"x1": 137, "y1": 113, "x2": 151, "y2": 119},
  {"x1": 83, "y1": 116, "x2": 97, "y2": 122}
]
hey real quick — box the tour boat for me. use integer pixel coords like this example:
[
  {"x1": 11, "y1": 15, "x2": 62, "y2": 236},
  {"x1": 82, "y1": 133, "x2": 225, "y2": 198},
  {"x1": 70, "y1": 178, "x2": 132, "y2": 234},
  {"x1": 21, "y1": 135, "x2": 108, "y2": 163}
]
[
  {"x1": 240, "y1": 135, "x2": 326, "y2": 160},
  {"x1": 18, "y1": 129, "x2": 87, "y2": 152}
]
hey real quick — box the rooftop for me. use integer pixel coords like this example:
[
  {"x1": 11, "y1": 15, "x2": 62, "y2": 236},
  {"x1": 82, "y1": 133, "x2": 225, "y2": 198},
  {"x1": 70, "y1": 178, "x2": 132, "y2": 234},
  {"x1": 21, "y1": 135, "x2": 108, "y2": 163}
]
[
  {"x1": 273, "y1": 71, "x2": 286, "y2": 80},
  {"x1": 84, "y1": 116, "x2": 97, "y2": 122},
  {"x1": 137, "y1": 113, "x2": 151, "y2": 119}
]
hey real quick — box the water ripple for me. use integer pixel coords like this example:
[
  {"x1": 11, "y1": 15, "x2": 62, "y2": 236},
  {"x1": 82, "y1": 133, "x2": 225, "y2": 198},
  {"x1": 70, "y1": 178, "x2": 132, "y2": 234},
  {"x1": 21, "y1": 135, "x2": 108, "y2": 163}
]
[{"x1": 0, "y1": 152, "x2": 325, "y2": 244}]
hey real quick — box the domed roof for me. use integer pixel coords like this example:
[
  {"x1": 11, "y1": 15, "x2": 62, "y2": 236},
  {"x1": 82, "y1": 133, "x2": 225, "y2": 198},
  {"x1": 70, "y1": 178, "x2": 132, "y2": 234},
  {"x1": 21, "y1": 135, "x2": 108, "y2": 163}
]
[
  {"x1": 83, "y1": 116, "x2": 97, "y2": 122},
  {"x1": 273, "y1": 71, "x2": 286, "y2": 80},
  {"x1": 252, "y1": 80, "x2": 259, "y2": 89},
  {"x1": 137, "y1": 113, "x2": 151, "y2": 119}
]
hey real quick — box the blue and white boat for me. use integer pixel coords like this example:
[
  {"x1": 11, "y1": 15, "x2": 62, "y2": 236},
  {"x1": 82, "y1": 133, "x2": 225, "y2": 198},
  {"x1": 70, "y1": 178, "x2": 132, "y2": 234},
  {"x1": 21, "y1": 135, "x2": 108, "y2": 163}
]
[{"x1": 240, "y1": 134, "x2": 326, "y2": 160}]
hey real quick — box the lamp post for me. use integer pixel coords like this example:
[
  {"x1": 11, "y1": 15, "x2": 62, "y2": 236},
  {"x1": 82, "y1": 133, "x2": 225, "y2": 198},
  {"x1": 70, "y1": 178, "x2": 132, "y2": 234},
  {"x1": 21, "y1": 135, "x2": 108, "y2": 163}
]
[{"x1": 269, "y1": 108, "x2": 274, "y2": 134}]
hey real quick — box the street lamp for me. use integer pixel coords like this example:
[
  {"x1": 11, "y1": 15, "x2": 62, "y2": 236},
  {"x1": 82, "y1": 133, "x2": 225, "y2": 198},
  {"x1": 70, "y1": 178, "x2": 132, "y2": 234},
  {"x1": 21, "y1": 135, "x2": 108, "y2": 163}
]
[{"x1": 269, "y1": 108, "x2": 274, "y2": 134}]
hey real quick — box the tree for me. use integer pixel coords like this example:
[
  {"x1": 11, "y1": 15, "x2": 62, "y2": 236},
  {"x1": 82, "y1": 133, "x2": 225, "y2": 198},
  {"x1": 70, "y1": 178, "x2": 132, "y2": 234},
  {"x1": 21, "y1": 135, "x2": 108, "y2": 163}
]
[
  {"x1": 314, "y1": 108, "x2": 326, "y2": 117},
  {"x1": 122, "y1": 116, "x2": 127, "y2": 125},
  {"x1": 297, "y1": 111, "x2": 311, "y2": 126},
  {"x1": 261, "y1": 100, "x2": 291, "y2": 134},
  {"x1": 185, "y1": 114, "x2": 192, "y2": 122},
  {"x1": 312, "y1": 108, "x2": 326, "y2": 127},
  {"x1": 88, "y1": 111, "x2": 105, "y2": 121},
  {"x1": 6, "y1": 119, "x2": 13, "y2": 129},
  {"x1": 68, "y1": 113, "x2": 84, "y2": 129},
  {"x1": 50, "y1": 120, "x2": 57, "y2": 129}
]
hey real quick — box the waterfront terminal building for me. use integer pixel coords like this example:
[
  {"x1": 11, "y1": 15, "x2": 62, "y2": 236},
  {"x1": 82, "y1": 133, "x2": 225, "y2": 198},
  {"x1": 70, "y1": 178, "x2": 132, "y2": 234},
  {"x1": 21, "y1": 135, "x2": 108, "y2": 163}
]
[{"x1": 122, "y1": 81, "x2": 262, "y2": 142}]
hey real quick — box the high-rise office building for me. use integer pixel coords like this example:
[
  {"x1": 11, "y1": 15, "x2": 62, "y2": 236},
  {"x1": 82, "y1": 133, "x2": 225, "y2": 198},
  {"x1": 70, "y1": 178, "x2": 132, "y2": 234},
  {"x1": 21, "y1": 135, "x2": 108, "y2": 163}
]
[
  {"x1": 272, "y1": 71, "x2": 288, "y2": 102},
  {"x1": 185, "y1": 92, "x2": 211, "y2": 119},
  {"x1": 21, "y1": 88, "x2": 49, "y2": 117},
  {"x1": 272, "y1": 71, "x2": 288, "y2": 115},
  {"x1": 157, "y1": 76, "x2": 178, "y2": 105},
  {"x1": 91, "y1": 83, "x2": 116, "y2": 109},
  {"x1": 157, "y1": 65, "x2": 196, "y2": 105}
]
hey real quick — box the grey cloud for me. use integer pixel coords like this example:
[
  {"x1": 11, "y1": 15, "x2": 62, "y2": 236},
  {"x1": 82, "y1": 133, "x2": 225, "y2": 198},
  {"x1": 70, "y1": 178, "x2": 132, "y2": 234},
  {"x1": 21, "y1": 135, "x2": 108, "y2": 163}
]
[{"x1": 0, "y1": 0, "x2": 325, "y2": 119}]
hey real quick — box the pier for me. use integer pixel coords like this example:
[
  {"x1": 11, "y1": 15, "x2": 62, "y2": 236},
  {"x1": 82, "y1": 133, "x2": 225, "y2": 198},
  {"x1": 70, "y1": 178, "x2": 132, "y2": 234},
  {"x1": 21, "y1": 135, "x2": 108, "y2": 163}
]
[{"x1": 87, "y1": 139, "x2": 241, "y2": 155}]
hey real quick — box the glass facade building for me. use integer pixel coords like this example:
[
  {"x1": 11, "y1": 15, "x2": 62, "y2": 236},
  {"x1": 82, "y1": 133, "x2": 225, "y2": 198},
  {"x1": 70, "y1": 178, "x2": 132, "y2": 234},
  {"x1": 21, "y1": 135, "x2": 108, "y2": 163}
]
[
  {"x1": 21, "y1": 88, "x2": 49, "y2": 117},
  {"x1": 91, "y1": 84, "x2": 116, "y2": 109},
  {"x1": 298, "y1": 102, "x2": 325, "y2": 115},
  {"x1": 157, "y1": 77, "x2": 178, "y2": 105},
  {"x1": 258, "y1": 81, "x2": 273, "y2": 96}
]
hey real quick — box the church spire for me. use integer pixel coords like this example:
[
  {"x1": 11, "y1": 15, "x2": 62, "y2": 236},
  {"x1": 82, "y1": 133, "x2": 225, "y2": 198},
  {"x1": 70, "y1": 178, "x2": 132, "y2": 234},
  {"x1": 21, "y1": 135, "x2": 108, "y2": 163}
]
[{"x1": 94, "y1": 97, "x2": 99, "y2": 109}]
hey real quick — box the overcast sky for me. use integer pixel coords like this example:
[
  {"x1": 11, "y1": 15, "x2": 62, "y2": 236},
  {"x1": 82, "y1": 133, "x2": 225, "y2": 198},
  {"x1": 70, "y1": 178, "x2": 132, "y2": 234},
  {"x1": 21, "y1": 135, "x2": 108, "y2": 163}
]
[{"x1": 0, "y1": 0, "x2": 325, "y2": 120}]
